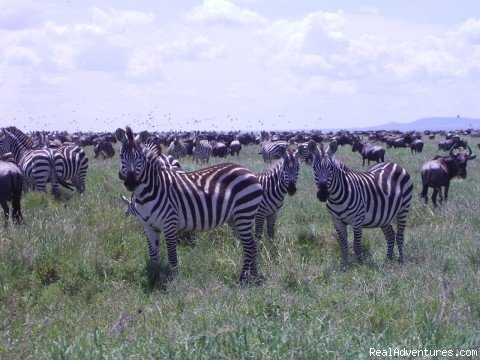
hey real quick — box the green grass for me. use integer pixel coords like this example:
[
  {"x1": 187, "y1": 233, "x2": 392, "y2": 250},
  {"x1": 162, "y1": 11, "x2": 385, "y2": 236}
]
[{"x1": 1, "y1": 137, "x2": 479, "y2": 358}]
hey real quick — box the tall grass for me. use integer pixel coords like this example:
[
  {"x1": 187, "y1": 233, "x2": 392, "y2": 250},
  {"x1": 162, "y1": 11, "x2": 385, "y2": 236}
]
[{"x1": 1, "y1": 137, "x2": 479, "y2": 358}]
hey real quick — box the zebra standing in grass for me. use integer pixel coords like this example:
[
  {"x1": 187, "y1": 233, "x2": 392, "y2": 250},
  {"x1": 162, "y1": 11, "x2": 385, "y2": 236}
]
[
  {"x1": 294, "y1": 142, "x2": 313, "y2": 165},
  {"x1": 192, "y1": 136, "x2": 212, "y2": 164},
  {"x1": 167, "y1": 136, "x2": 187, "y2": 160},
  {"x1": 255, "y1": 148, "x2": 300, "y2": 240},
  {"x1": 260, "y1": 136, "x2": 288, "y2": 163},
  {"x1": 143, "y1": 134, "x2": 182, "y2": 170},
  {"x1": 308, "y1": 140, "x2": 413, "y2": 265},
  {"x1": 116, "y1": 126, "x2": 263, "y2": 283},
  {"x1": 1, "y1": 127, "x2": 55, "y2": 193},
  {"x1": 52, "y1": 144, "x2": 89, "y2": 193}
]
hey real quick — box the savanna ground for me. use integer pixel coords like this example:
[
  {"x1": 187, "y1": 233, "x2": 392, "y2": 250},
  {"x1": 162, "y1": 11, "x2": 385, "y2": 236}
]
[{"x1": 1, "y1": 136, "x2": 479, "y2": 359}]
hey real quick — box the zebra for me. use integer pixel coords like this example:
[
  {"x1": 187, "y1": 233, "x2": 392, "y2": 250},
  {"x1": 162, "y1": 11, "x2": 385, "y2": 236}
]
[
  {"x1": 255, "y1": 147, "x2": 300, "y2": 240},
  {"x1": 116, "y1": 126, "x2": 263, "y2": 283},
  {"x1": 166, "y1": 136, "x2": 187, "y2": 160},
  {"x1": 308, "y1": 140, "x2": 413, "y2": 265},
  {"x1": 192, "y1": 137, "x2": 212, "y2": 164},
  {"x1": 143, "y1": 134, "x2": 182, "y2": 170},
  {"x1": 1, "y1": 127, "x2": 57, "y2": 193},
  {"x1": 52, "y1": 144, "x2": 89, "y2": 193},
  {"x1": 294, "y1": 142, "x2": 313, "y2": 165},
  {"x1": 260, "y1": 139, "x2": 288, "y2": 163}
]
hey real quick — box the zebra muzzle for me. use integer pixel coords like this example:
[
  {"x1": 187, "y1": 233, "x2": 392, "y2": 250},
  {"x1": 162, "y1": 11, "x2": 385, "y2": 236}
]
[
  {"x1": 287, "y1": 183, "x2": 297, "y2": 196},
  {"x1": 124, "y1": 172, "x2": 140, "y2": 191},
  {"x1": 316, "y1": 185, "x2": 329, "y2": 202}
]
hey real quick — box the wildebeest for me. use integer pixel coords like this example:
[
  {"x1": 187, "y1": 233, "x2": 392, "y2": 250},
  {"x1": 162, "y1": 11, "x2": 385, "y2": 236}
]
[
  {"x1": 229, "y1": 140, "x2": 242, "y2": 156},
  {"x1": 352, "y1": 141, "x2": 385, "y2": 166},
  {"x1": 438, "y1": 138, "x2": 468, "y2": 151},
  {"x1": 410, "y1": 139, "x2": 424, "y2": 154},
  {"x1": 94, "y1": 139, "x2": 115, "y2": 158},
  {"x1": 0, "y1": 160, "x2": 24, "y2": 227},
  {"x1": 420, "y1": 145, "x2": 476, "y2": 206},
  {"x1": 211, "y1": 141, "x2": 229, "y2": 157}
]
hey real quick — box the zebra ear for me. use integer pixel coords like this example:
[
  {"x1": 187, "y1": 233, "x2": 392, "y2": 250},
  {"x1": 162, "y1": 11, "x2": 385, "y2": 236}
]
[
  {"x1": 326, "y1": 140, "x2": 338, "y2": 156},
  {"x1": 137, "y1": 131, "x2": 149, "y2": 144},
  {"x1": 307, "y1": 140, "x2": 320, "y2": 158},
  {"x1": 115, "y1": 128, "x2": 127, "y2": 143}
]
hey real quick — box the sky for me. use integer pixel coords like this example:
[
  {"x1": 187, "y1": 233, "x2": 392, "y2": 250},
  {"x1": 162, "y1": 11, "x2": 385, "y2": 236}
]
[{"x1": 1, "y1": 0, "x2": 480, "y2": 133}]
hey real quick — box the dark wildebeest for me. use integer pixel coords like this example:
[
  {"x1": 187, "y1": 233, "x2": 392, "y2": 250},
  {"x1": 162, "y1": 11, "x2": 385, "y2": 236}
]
[
  {"x1": 420, "y1": 145, "x2": 476, "y2": 206},
  {"x1": 229, "y1": 140, "x2": 242, "y2": 156},
  {"x1": 211, "y1": 141, "x2": 229, "y2": 157},
  {"x1": 438, "y1": 138, "x2": 468, "y2": 151},
  {"x1": 0, "y1": 160, "x2": 24, "y2": 227},
  {"x1": 429, "y1": 134, "x2": 435, "y2": 140},
  {"x1": 94, "y1": 139, "x2": 115, "y2": 158},
  {"x1": 352, "y1": 141, "x2": 385, "y2": 166},
  {"x1": 410, "y1": 139, "x2": 424, "y2": 154}
]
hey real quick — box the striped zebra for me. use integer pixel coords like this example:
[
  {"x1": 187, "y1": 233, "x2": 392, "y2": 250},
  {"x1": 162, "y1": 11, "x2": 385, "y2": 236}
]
[
  {"x1": 1, "y1": 127, "x2": 56, "y2": 193},
  {"x1": 308, "y1": 140, "x2": 413, "y2": 265},
  {"x1": 143, "y1": 134, "x2": 182, "y2": 170},
  {"x1": 255, "y1": 148, "x2": 300, "y2": 239},
  {"x1": 116, "y1": 126, "x2": 263, "y2": 283},
  {"x1": 52, "y1": 144, "x2": 89, "y2": 193},
  {"x1": 294, "y1": 142, "x2": 313, "y2": 165},
  {"x1": 167, "y1": 136, "x2": 187, "y2": 160},
  {"x1": 260, "y1": 139, "x2": 288, "y2": 163},
  {"x1": 192, "y1": 137, "x2": 212, "y2": 164}
]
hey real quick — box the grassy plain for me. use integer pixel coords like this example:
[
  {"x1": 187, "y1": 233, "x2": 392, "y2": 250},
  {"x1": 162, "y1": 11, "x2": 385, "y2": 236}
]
[{"x1": 1, "y1": 137, "x2": 479, "y2": 358}]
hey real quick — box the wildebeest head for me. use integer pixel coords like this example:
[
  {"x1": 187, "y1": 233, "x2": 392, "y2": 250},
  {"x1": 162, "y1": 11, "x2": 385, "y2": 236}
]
[
  {"x1": 449, "y1": 145, "x2": 476, "y2": 179},
  {"x1": 116, "y1": 127, "x2": 149, "y2": 191}
]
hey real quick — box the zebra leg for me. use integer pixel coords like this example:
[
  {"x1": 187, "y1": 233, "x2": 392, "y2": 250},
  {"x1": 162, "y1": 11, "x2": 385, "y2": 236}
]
[
  {"x1": 145, "y1": 227, "x2": 161, "y2": 261},
  {"x1": 266, "y1": 214, "x2": 277, "y2": 239},
  {"x1": 352, "y1": 225, "x2": 364, "y2": 264},
  {"x1": 254, "y1": 211, "x2": 266, "y2": 240},
  {"x1": 332, "y1": 219, "x2": 349, "y2": 266},
  {"x1": 395, "y1": 210, "x2": 409, "y2": 263},
  {"x1": 381, "y1": 223, "x2": 396, "y2": 261},
  {"x1": 163, "y1": 227, "x2": 180, "y2": 273},
  {"x1": 233, "y1": 216, "x2": 259, "y2": 283}
]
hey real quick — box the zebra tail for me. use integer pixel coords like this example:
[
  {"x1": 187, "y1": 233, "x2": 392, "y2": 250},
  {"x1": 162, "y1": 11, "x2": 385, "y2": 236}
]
[{"x1": 47, "y1": 150, "x2": 75, "y2": 191}]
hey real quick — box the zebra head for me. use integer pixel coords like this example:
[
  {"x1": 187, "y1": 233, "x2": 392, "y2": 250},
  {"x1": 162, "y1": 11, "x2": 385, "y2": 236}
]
[
  {"x1": 116, "y1": 127, "x2": 149, "y2": 192},
  {"x1": 281, "y1": 147, "x2": 300, "y2": 196},
  {"x1": 308, "y1": 140, "x2": 338, "y2": 202}
]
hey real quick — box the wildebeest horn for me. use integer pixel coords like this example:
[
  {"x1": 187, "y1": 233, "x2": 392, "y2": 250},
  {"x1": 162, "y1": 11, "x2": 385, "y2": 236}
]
[
  {"x1": 449, "y1": 144, "x2": 456, "y2": 157},
  {"x1": 466, "y1": 145, "x2": 472, "y2": 157}
]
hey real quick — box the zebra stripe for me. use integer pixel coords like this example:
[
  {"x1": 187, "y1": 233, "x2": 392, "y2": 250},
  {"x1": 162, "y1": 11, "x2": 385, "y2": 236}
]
[
  {"x1": 260, "y1": 140, "x2": 288, "y2": 163},
  {"x1": 52, "y1": 144, "x2": 89, "y2": 194},
  {"x1": 143, "y1": 135, "x2": 182, "y2": 170},
  {"x1": 167, "y1": 137, "x2": 187, "y2": 160},
  {"x1": 193, "y1": 138, "x2": 212, "y2": 164},
  {"x1": 1, "y1": 127, "x2": 55, "y2": 193},
  {"x1": 309, "y1": 140, "x2": 413, "y2": 264},
  {"x1": 255, "y1": 148, "x2": 300, "y2": 239},
  {"x1": 116, "y1": 126, "x2": 263, "y2": 283},
  {"x1": 294, "y1": 142, "x2": 313, "y2": 165}
]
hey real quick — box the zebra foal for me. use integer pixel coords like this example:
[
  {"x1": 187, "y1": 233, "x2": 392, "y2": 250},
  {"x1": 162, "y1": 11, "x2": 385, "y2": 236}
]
[
  {"x1": 116, "y1": 126, "x2": 263, "y2": 283},
  {"x1": 308, "y1": 140, "x2": 413, "y2": 265},
  {"x1": 255, "y1": 148, "x2": 300, "y2": 240}
]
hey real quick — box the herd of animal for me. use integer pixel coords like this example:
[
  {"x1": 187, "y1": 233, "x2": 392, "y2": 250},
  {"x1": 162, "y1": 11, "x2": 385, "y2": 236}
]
[{"x1": 0, "y1": 125, "x2": 477, "y2": 283}]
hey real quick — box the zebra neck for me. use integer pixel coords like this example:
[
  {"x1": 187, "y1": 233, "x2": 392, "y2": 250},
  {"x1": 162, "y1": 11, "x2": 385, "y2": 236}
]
[
  {"x1": 9, "y1": 140, "x2": 31, "y2": 163},
  {"x1": 133, "y1": 161, "x2": 169, "y2": 202},
  {"x1": 328, "y1": 164, "x2": 349, "y2": 203}
]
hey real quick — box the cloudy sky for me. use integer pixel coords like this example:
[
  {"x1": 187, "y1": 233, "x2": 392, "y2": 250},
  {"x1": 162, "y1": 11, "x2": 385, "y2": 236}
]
[{"x1": 1, "y1": 0, "x2": 479, "y2": 132}]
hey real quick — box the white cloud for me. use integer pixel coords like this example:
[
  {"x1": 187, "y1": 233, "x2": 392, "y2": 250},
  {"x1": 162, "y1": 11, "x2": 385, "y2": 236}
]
[
  {"x1": 0, "y1": 0, "x2": 42, "y2": 30},
  {"x1": 187, "y1": 0, "x2": 266, "y2": 26}
]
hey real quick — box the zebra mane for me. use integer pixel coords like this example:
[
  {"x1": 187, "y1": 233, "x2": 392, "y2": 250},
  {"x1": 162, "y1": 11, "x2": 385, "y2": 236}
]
[{"x1": 4, "y1": 126, "x2": 34, "y2": 148}]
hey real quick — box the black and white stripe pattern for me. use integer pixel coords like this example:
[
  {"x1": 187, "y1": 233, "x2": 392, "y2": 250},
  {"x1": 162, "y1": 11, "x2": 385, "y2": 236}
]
[
  {"x1": 1, "y1": 127, "x2": 55, "y2": 193},
  {"x1": 294, "y1": 142, "x2": 313, "y2": 165},
  {"x1": 255, "y1": 148, "x2": 300, "y2": 239},
  {"x1": 116, "y1": 126, "x2": 263, "y2": 283},
  {"x1": 260, "y1": 139, "x2": 288, "y2": 163},
  {"x1": 192, "y1": 137, "x2": 212, "y2": 164},
  {"x1": 143, "y1": 135, "x2": 182, "y2": 170},
  {"x1": 308, "y1": 140, "x2": 413, "y2": 264},
  {"x1": 166, "y1": 136, "x2": 187, "y2": 160},
  {"x1": 52, "y1": 144, "x2": 89, "y2": 193}
]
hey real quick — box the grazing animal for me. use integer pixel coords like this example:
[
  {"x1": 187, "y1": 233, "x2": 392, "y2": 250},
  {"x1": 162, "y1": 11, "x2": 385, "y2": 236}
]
[
  {"x1": 166, "y1": 136, "x2": 187, "y2": 159},
  {"x1": 294, "y1": 142, "x2": 313, "y2": 165},
  {"x1": 259, "y1": 139, "x2": 288, "y2": 163},
  {"x1": 0, "y1": 160, "x2": 24, "y2": 227},
  {"x1": 420, "y1": 146, "x2": 476, "y2": 206},
  {"x1": 410, "y1": 139, "x2": 424, "y2": 154},
  {"x1": 116, "y1": 126, "x2": 263, "y2": 283},
  {"x1": 255, "y1": 148, "x2": 300, "y2": 240},
  {"x1": 438, "y1": 138, "x2": 468, "y2": 151},
  {"x1": 94, "y1": 139, "x2": 115, "y2": 158},
  {"x1": 351, "y1": 141, "x2": 385, "y2": 166},
  {"x1": 192, "y1": 137, "x2": 212, "y2": 164},
  {"x1": 308, "y1": 140, "x2": 413, "y2": 264},
  {"x1": 229, "y1": 140, "x2": 242, "y2": 156},
  {"x1": 211, "y1": 141, "x2": 228, "y2": 157},
  {"x1": 1, "y1": 127, "x2": 57, "y2": 193}
]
